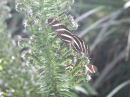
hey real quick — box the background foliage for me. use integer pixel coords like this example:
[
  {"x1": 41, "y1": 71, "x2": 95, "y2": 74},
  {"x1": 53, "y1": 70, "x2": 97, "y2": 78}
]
[{"x1": 0, "y1": 0, "x2": 130, "y2": 97}]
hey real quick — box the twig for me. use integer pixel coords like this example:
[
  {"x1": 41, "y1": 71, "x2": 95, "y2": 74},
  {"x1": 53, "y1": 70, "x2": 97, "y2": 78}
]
[
  {"x1": 90, "y1": 28, "x2": 118, "y2": 52},
  {"x1": 76, "y1": 15, "x2": 110, "y2": 38},
  {"x1": 125, "y1": 29, "x2": 130, "y2": 60},
  {"x1": 95, "y1": 19, "x2": 125, "y2": 29},
  {"x1": 90, "y1": 8, "x2": 124, "y2": 52},
  {"x1": 92, "y1": 49, "x2": 126, "y2": 90},
  {"x1": 75, "y1": 6, "x2": 104, "y2": 22},
  {"x1": 77, "y1": 8, "x2": 124, "y2": 38},
  {"x1": 106, "y1": 80, "x2": 130, "y2": 97}
]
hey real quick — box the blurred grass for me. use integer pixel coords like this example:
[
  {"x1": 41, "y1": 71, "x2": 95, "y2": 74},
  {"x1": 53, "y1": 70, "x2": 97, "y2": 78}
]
[
  {"x1": 72, "y1": 0, "x2": 130, "y2": 97},
  {"x1": 0, "y1": 1, "x2": 43, "y2": 97}
]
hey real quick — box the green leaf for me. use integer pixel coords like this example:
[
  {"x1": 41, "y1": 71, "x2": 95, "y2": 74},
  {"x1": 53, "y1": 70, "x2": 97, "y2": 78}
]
[{"x1": 0, "y1": 65, "x2": 3, "y2": 71}]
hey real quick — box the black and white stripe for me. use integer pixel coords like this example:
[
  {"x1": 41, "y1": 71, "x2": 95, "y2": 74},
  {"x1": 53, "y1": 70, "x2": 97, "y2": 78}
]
[
  {"x1": 47, "y1": 18, "x2": 74, "y2": 44},
  {"x1": 47, "y1": 18, "x2": 90, "y2": 55},
  {"x1": 85, "y1": 64, "x2": 98, "y2": 75},
  {"x1": 71, "y1": 35, "x2": 90, "y2": 55}
]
